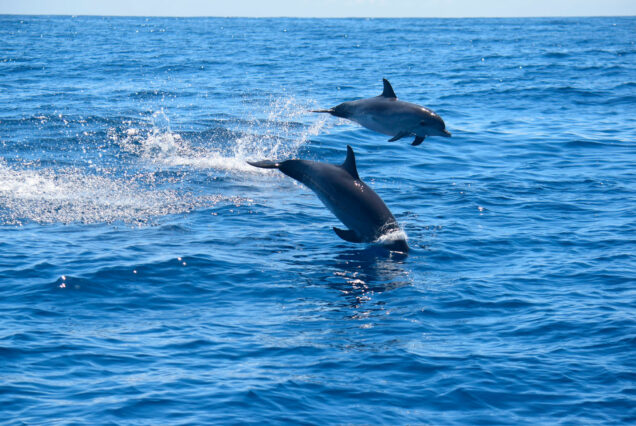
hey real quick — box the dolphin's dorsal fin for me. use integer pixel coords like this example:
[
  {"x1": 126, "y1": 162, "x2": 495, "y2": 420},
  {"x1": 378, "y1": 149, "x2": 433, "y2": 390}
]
[
  {"x1": 381, "y1": 78, "x2": 397, "y2": 99},
  {"x1": 341, "y1": 145, "x2": 360, "y2": 180}
]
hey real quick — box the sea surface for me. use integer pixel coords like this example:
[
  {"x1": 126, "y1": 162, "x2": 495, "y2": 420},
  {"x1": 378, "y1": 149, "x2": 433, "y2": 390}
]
[{"x1": 0, "y1": 15, "x2": 634, "y2": 424}]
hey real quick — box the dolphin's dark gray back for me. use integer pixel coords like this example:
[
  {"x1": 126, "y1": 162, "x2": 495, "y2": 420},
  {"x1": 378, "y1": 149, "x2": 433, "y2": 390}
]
[{"x1": 248, "y1": 146, "x2": 407, "y2": 252}]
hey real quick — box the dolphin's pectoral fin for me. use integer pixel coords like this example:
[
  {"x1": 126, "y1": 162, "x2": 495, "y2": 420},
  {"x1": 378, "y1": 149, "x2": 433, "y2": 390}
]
[
  {"x1": 388, "y1": 131, "x2": 410, "y2": 142},
  {"x1": 411, "y1": 136, "x2": 425, "y2": 146},
  {"x1": 333, "y1": 227, "x2": 363, "y2": 243}
]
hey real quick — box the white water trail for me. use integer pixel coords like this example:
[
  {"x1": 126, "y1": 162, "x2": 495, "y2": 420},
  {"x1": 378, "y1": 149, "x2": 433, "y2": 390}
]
[{"x1": 0, "y1": 160, "x2": 242, "y2": 225}]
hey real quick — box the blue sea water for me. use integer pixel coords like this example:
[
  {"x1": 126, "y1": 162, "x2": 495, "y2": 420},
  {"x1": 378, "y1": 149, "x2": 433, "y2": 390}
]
[{"x1": 1, "y1": 15, "x2": 635, "y2": 424}]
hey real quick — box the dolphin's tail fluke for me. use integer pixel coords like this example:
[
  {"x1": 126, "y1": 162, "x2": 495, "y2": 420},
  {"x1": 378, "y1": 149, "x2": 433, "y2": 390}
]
[{"x1": 247, "y1": 160, "x2": 280, "y2": 169}]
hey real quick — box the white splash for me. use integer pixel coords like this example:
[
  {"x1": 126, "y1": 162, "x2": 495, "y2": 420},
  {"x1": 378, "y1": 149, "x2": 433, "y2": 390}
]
[
  {"x1": 0, "y1": 160, "x2": 242, "y2": 225},
  {"x1": 110, "y1": 98, "x2": 331, "y2": 173},
  {"x1": 375, "y1": 228, "x2": 409, "y2": 246},
  {"x1": 0, "y1": 95, "x2": 328, "y2": 225}
]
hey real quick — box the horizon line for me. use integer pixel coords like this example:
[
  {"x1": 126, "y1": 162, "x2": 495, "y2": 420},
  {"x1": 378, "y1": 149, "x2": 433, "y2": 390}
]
[{"x1": 1, "y1": 13, "x2": 634, "y2": 19}]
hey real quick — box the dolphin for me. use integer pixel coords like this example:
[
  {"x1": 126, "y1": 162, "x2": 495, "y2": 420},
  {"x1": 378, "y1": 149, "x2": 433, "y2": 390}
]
[
  {"x1": 313, "y1": 78, "x2": 451, "y2": 146},
  {"x1": 248, "y1": 145, "x2": 408, "y2": 253}
]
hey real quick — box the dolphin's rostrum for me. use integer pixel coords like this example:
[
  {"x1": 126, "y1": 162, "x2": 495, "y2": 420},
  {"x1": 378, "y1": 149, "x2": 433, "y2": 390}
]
[
  {"x1": 248, "y1": 146, "x2": 408, "y2": 253},
  {"x1": 313, "y1": 79, "x2": 450, "y2": 146}
]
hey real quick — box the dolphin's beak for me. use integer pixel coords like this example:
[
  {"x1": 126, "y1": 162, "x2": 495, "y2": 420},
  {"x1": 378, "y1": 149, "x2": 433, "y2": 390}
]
[
  {"x1": 442, "y1": 129, "x2": 452, "y2": 137},
  {"x1": 310, "y1": 109, "x2": 335, "y2": 115}
]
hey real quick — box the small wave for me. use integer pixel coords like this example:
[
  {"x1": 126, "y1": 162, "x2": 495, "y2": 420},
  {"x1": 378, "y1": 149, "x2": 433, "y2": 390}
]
[
  {"x1": 613, "y1": 82, "x2": 636, "y2": 90},
  {"x1": 601, "y1": 95, "x2": 636, "y2": 106},
  {"x1": 543, "y1": 51, "x2": 570, "y2": 58},
  {"x1": 130, "y1": 89, "x2": 181, "y2": 100}
]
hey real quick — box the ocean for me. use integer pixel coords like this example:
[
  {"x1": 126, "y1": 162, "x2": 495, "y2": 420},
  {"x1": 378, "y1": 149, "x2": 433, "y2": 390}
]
[{"x1": 0, "y1": 15, "x2": 634, "y2": 424}]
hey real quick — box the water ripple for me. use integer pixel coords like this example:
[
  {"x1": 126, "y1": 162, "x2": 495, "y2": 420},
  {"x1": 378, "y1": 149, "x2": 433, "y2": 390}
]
[{"x1": 1, "y1": 15, "x2": 634, "y2": 425}]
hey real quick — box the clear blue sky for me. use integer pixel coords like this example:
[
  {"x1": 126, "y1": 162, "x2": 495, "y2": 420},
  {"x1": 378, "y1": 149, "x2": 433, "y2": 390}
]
[{"x1": 1, "y1": 0, "x2": 634, "y2": 18}]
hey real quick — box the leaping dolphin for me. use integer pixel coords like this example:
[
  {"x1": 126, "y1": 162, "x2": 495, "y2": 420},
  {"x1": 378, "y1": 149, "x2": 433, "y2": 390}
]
[
  {"x1": 248, "y1": 146, "x2": 408, "y2": 253},
  {"x1": 313, "y1": 79, "x2": 451, "y2": 146}
]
